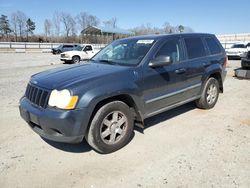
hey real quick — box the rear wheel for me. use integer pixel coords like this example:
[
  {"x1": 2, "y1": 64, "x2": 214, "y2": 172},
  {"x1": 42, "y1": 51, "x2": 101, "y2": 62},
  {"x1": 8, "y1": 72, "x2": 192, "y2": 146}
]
[
  {"x1": 86, "y1": 101, "x2": 134, "y2": 154},
  {"x1": 196, "y1": 77, "x2": 219, "y2": 109},
  {"x1": 72, "y1": 56, "x2": 80, "y2": 64}
]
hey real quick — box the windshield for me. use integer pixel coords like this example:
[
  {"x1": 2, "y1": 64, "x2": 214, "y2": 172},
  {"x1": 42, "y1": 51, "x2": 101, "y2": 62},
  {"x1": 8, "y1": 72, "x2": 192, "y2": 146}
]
[
  {"x1": 75, "y1": 46, "x2": 84, "y2": 51},
  {"x1": 92, "y1": 38, "x2": 155, "y2": 66},
  {"x1": 232, "y1": 44, "x2": 246, "y2": 48}
]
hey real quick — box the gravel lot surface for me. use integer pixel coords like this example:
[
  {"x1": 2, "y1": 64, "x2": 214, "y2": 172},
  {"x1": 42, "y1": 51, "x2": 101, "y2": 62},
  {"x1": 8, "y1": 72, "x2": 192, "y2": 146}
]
[{"x1": 0, "y1": 53, "x2": 249, "y2": 188}]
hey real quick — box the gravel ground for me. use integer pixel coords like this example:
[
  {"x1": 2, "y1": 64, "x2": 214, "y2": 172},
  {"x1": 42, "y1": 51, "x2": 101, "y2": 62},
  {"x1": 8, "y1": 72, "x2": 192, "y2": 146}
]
[{"x1": 0, "y1": 53, "x2": 249, "y2": 188}]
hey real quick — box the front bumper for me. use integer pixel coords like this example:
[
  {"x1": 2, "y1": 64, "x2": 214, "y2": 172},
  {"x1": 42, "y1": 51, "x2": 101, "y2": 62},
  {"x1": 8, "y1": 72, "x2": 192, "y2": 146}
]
[
  {"x1": 60, "y1": 57, "x2": 72, "y2": 61},
  {"x1": 226, "y1": 52, "x2": 244, "y2": 58},
  {"x1": 19, "y1": 97, "x2": 90, "y2": 143}
]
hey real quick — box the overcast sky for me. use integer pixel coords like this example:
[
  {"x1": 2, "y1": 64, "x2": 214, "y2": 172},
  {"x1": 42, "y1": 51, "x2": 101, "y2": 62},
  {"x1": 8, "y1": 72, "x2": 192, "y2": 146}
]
[{"x1": 0, "y1": 0, "x2": 250, "y2": 35}]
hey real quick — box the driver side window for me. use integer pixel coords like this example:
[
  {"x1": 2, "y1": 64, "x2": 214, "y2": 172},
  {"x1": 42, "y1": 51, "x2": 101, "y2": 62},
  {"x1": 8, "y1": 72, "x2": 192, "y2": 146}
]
[{"x1": 155, "y1": 39, "x2": 181, "y2": 63}]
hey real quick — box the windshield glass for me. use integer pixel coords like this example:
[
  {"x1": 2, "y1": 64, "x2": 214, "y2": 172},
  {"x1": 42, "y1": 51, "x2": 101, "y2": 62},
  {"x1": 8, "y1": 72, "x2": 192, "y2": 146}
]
[
  {"x1": 232, "y1": 44, "x2": 245, "y2": 48},
  {"x1": 92, "y1": 38, "x2": 155, "y2": 66},
  {"x1": 75, "y1": 46, "x2": 84, "y2": 51}
]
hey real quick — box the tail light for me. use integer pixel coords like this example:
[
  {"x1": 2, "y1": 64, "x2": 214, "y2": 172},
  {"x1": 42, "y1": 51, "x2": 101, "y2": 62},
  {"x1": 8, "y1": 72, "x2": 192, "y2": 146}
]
[{"x1": 223, "y1": 57, "x2": 228, "y2": 67}]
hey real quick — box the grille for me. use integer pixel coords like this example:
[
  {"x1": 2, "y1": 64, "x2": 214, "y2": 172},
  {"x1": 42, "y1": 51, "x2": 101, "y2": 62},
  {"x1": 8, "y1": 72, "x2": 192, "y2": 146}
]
[
  {"x1": 247, "y1": 51, "x2": 250, "y2": 59},
  {"x1": 25, "y1": 84, "x2": 50, "y2": 108}
]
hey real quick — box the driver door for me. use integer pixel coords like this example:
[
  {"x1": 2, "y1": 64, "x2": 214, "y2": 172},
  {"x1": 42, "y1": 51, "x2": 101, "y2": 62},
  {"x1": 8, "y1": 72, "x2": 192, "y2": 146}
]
[{"x1": 143, "y1": 37, "x2": 189, "y2": 117}]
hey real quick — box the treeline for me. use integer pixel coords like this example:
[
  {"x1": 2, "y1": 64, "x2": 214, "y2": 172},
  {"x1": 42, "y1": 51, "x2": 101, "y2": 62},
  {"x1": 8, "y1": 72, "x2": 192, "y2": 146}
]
[{"x1": 0, "y1": 10, "x2": 194, "y2": 43}]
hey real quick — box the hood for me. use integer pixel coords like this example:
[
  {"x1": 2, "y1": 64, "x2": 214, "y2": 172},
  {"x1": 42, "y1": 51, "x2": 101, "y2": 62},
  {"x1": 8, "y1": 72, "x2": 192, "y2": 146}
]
[
  {"x1": 30, "y1": 62, "x2": 130, "y2": 90},
  {"x1": 226, "y1": 48, "x2": 247, "y2": 52},
  {"x1": 61, "y1": 50, "x2": 81, "y2": 54}
]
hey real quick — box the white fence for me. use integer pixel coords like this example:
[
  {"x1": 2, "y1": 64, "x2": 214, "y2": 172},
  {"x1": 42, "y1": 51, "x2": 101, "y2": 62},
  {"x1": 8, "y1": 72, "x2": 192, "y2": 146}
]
[
  {"x1": 0, "y1": 42, "x2": 106, "y2": 50},
  {"x1": 216, "y1": 33, "x2": 250, "y2": 49}
]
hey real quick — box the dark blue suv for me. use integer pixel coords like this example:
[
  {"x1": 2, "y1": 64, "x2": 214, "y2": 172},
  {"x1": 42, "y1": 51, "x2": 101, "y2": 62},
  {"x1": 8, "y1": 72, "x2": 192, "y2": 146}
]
[{"x1": 19, "y1": 33, "x2": 227, "y2": 153}]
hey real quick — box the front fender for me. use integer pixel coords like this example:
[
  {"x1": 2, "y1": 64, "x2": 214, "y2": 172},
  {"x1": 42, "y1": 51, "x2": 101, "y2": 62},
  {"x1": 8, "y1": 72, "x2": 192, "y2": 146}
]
[{"x1": 76, "y1": 81, "x2": 144, "y2": 116}]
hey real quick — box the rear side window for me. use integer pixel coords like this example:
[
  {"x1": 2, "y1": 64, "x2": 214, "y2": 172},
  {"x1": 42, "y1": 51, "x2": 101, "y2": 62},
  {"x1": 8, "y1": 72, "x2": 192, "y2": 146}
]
[
  {"x1": 184, "y1": 37, "x2": 206, "y2": 59},
  {"x1": 63, "y1": 45, "x2": 73, "y2": 48},
  {"x1": 205, "y1": 37, "x2": 222, "y2": 55}
]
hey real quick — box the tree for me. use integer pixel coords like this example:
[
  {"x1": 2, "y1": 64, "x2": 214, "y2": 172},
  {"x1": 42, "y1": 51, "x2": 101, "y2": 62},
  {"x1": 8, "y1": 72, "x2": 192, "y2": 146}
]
[
  {"x1": 0, "y1": 15, "x2": 12, "y2": 39},
  {"x1": 178, "y1": 25, "x2": 184, "y2": 33},
  {"x1": 163, "y1": 22, "x2": 175, "y2": 34},
  {"x1": 53, "y1": 12, "x2": 61, "y2": 39},
  {"x1": 26, "y1": 18, "x2": 35, "y2": 41},
  {"x1": 60, "y1": 12, "x2": 76, "y2": 37},
  {"x1": 11, "y1": 13, "x2": 18, "y2": 41},
  {"x1": 77, "y1": 12, "x2": 99, "y2": 32},
  {"x1": 44, "y1": 19, "x2": 52, "y2": 41},
  {"x1": 16, "y1": 11, "x2": 27, "y2": 40},
  {"x1": 103, "y1": 17, "x2": 117, "y2": 28}
]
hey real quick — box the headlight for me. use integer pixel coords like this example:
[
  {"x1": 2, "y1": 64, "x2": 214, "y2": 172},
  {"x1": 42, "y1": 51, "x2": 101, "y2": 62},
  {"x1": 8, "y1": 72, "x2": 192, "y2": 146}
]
[{"x1": 48, "y1": 89, "x2": 78, "y2": 110}]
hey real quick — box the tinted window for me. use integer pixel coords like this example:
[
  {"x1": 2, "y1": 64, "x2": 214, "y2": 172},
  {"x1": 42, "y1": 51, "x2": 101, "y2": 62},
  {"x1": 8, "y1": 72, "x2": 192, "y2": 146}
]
[
  {"x1": 184, "y1": 37, "x2": 206, "y2": 59},
  {"x1": 205, "y1": 37, "x2": 222, "y2": 55},
  {"x1": 85, "y1": 45, "x2": 93, "y2": 51},
  {"x1": 155, "y1": 39, "x2": 181, "y2": 63},
  {"x1": 63, "y1": 45, "x2": 73, "y2": 48}
]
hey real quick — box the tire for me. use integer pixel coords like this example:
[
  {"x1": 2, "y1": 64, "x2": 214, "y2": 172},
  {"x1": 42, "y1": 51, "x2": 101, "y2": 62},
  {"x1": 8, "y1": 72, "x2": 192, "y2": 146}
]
[
  {"x1": 196, "y1": 77, "x2": 219, "y2": 109},
  {"x1": 72, "y1": 56, "x2": 80, "y2": 64},
  {"x1": 86, "y1": 101, "x2": 134, "y2": 154}
]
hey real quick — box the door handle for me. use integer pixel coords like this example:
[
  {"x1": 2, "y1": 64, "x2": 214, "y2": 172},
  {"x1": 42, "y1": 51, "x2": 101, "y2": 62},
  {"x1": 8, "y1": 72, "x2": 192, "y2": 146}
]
[{"x1": 175, "y1": 68, "x2": 186, "y2": 74}]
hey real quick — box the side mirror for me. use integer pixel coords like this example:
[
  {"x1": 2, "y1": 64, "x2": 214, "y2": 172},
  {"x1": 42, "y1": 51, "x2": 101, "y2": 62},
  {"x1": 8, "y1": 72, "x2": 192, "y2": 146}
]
[{"x1": 149, "y1": 55, "x2": 172, "y2": 68}]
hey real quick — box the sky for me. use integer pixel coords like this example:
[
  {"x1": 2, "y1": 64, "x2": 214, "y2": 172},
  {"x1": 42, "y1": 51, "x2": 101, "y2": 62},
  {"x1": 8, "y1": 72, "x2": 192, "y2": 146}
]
[{"x1": 0, "y1": 0, "x2": 250, "y2": 35}]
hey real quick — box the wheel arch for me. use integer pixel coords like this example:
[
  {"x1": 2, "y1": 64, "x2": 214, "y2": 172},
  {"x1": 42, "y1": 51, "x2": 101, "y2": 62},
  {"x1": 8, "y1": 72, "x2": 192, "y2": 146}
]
[
  {"x1": 208, "y1": 72, "x2": 223, "y2": 93},
  {"x1": 86, "y1": 94, "x2": 144, "y2": 133}
]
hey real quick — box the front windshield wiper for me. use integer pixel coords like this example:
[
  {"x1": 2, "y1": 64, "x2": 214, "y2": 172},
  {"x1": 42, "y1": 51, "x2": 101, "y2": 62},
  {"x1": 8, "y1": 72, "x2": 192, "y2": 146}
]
[{"x1": 98, "y1": 59, "x2": 117, "y2": 65}]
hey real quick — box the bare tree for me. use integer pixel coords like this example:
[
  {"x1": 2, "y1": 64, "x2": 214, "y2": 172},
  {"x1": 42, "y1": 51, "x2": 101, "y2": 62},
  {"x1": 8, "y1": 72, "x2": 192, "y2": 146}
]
[
  {"x1": 16, "y1": 11, "x2": 27, "y2": 40},
  {"x1": 86, "y1": 15, "x2": 99, "y2": 27},
  {"x1": 103, "y1": 17, "x2": 117, "y2": 28},
  {"x1": 11, "y1": 13, "x2": 18, "y2": 41},
  {"x1": 60, "y1": 12, "x2": 76, "y2": 37},
  {"x1": 163, "y1": 22, "x2": 175, "y2": 33},
  {"x1": 44, "y1": 19, "x2": 52, "y2": 40},
  {"x1": 53, "y1": 12, "x2": 61, "y2": 38},
  {"x1": 11, "y1": 11, "x2": 27, "y2": 41},
  {"x1": 77, "y1": 12, "x2": 99, "y2": 32}
]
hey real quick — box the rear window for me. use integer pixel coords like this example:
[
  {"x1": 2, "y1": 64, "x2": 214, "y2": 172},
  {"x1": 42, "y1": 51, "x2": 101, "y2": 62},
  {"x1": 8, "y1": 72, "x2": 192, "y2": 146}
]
[
  {"x1": 205, "y1": 37, "x2": 222, "y2": 55},
  {"x1": 184, "y1": 37, "x2": 206, "y2": 59}
]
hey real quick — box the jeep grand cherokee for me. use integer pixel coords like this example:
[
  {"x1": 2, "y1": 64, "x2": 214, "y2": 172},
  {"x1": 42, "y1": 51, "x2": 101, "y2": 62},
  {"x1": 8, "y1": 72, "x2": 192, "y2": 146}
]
[{"x1": 19, "y1": 33, "x2": 227, "y2": 153}]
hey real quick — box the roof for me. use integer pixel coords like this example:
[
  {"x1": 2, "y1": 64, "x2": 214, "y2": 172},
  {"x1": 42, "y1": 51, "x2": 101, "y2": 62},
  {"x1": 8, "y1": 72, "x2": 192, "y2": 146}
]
[
  {"x1": 81, "y1": 26, "x2": 135, "y2": 35},
  {"x1": 117, "y1": 33, "x2": 215, "y2": 41}
]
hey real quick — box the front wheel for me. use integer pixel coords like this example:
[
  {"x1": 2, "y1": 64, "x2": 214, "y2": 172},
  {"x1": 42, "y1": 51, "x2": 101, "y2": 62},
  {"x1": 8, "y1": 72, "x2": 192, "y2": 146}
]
[
  {"x1": 86, "y1": 101, "x2": 134, "y2": 154},
  {"x1": 196, "y1": 77, "x2": 219, "y2": 109},
  {"x1": 72, "y1": 56, "x2": 80, "y2": 64}
]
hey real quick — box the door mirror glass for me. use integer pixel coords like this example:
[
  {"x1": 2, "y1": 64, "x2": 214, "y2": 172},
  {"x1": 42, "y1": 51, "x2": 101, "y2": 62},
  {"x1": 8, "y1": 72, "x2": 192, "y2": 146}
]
[{"x1": 149, "y1": 55, "x2": 171, "y2": 68}]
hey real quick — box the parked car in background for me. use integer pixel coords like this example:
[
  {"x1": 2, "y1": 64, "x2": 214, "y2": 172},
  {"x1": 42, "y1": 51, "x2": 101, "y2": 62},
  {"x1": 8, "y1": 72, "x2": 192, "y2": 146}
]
[
  {"x1": 226, "y1": 42, "x2": 250, "y2": 59},
  {"x1": 51, "y1": 44, "x2": 79, "y2": 55},
  {"x1": 241, "y1": 50, "x2": 250, "y2": 69},
  {"x1": 19, "y1": 33, "x2": 227, "y2": 153},
  {"x1": 60, "y1": 44, "x2": 100, "y2": 63}
]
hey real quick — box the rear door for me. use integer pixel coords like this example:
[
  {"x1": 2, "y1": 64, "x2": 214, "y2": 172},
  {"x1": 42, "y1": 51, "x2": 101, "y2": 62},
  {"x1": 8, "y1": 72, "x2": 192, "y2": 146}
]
[
  {"x1": 143, "y1": 37, "x2": 190, "y2": 117},
  {"x1": 181, "y1": 36, "x2": 207, "y2": 99}
]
